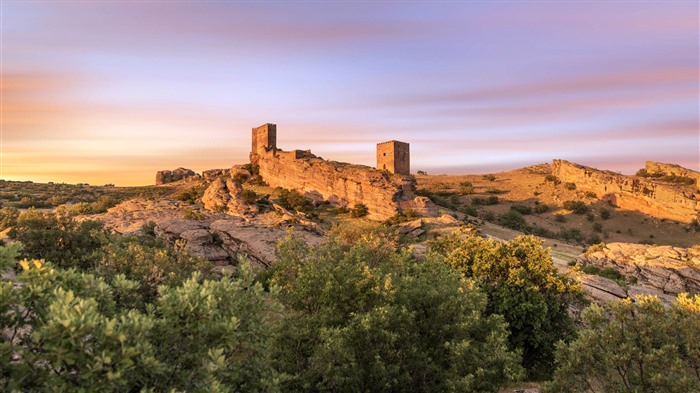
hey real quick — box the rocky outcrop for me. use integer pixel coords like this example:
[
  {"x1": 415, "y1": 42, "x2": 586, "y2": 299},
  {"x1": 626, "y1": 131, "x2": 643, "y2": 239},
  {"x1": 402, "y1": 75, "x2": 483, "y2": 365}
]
[
  {"x1": 552, "y1": 159, "x2": 699, "y2": 223},
  {"x1": 201, "y1": 178, "x2": 258, "y2": 217},
  {"x1": 576, "y1": 242, "x2": 700, "y2": 300},
  {"x1": 645, "y1": 161, "x2": 700, "y2": 189},
  {"x1": 90, "y1": 198, "x2": 324, "y2": 268},
  {"x1": 258, "y1": 150, "x2": 437, "y2": 220},
  {"x1": 155, "y1": 167, "x2": 197, "y2": 185}
]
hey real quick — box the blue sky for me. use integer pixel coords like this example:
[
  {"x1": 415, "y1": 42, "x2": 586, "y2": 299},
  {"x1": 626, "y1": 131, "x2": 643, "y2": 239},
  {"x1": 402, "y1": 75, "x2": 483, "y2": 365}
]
[{"x1": 2, "y1": 1, "x2": 698, "y2": 185}]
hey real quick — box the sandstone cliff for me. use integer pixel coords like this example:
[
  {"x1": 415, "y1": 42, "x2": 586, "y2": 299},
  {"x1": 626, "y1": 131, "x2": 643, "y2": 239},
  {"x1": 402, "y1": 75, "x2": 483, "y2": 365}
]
[
  {"x1": 155, "y1": 167, "x2": 197, "y2": 185},
  {"x1": 552, "y1": 159, "x2": 699, "y2": 223},
  {"x1": 575, "y1": 242, "x2": 700, "y2": 305},
  {"x1": 645, "y1": 161, "x2": 700, "y2": 189},
  {"x1": 258, "y1": 150, "x2": 437, "y2": 220}
]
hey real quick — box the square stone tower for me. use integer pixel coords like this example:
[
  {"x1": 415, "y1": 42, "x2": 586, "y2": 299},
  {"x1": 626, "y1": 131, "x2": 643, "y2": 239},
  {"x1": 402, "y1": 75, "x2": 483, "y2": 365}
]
[
  {"x1": 250, "y1": 123, "x2": 277, "y2": 165},
  {"x1": 377, "y1": 140, "x2": 410, "y2": 175}
]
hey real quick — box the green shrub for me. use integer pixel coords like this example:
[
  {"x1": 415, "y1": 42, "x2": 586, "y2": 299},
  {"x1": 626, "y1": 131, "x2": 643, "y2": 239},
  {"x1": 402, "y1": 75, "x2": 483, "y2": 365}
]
[
  {"x1": 498, "y1": 210, "x2": 528, "y2": 230},
  {"x1": 427, "y1": 234, "x2": 581, "y2": 379},
  {"x1": 600, "y1": 208, "x2": 611, "y2": 219},
  {"x1": 350, "y1": 203, "x2": 369, "y2": 218},
  {"x1": 277, "y1": 188, "x2": 314, "y2": 214},
  {"x1": 584, "y1": 191, "x2": 597, "y2": 198},
  {"x1": 543, "y1": 295, "x2": 700, "y2": 393},
  {"x1": 0, "y1": 207, "x2": 20, "y2": 230},
  {"x1": 563, "y1": 200, "x2": 588, "y2": 214},
  {"x1": 544, "y1": 174, "x2": 559, "y2": 184},
  {"x1": 482, "y1": 174, "x2": 496, "y2": 181},
  {"x1": 459, "y1": 181, "x2": 475, "y2": 194},
  {"x1": 239, "y1": 189, "x2": 258, "y2": 204},
  {"x1": 563, "y1": 182, "x2": 576, "y2": 190},
  {"x1": 272, "y1": 233, "x2": 523, "y2": 392},
  {"x1": 511, "y1": 204, "x2": 532, "y2": 215},
  {"x1": 534, "y1": 203, "x2": 549, "y2": 214},
  {"x1": 554, "y1": 214, "x2": 567, "y2": 223}
]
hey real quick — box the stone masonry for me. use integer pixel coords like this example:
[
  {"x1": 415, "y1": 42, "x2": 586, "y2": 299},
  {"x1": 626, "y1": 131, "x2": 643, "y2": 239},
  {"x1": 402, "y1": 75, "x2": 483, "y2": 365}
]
[{"x1": 377, "y1": 140, "x2": 410, "y2": 175}]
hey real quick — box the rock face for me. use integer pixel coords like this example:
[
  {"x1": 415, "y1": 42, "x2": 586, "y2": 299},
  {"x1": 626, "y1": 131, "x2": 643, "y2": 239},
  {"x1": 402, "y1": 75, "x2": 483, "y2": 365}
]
[
  {"x1": 552, "y1": 159, "x2": 699, "y2": 223},
  {"x1": 201, "y1": 178, "x2": 258, "y2": 217},
  {"x1": 576, "y1": 242, "x2": 700, "y2": 299},
  {"x1": 155, "y1": 167, "x2": 197, "y2": 185},
  {"x1": 91, "y1": 198, "x2": 323, "y2": 268},
  {"x1": 645, "y1": 161, "x2": 700, "y2": 189},
  {"x1": 258, "y1": 151, "x2": 436, "y2": 220}
]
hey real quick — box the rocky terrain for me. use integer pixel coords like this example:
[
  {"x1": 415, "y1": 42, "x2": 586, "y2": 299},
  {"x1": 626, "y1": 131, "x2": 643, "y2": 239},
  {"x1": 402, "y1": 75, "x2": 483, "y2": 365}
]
[
  {"x1": 89, "y1": 196, "x2": 324, "y2": 271},
  {"x1": 552, "y1": 159, "x2": 699, "y2": 223},
  {"x1": 574, "y1": 242, "x2": 700, "y2": 304}
]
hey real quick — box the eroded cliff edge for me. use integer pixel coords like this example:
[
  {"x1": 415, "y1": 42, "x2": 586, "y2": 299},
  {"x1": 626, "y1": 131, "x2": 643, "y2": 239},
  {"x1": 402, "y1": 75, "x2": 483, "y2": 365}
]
[{"x1": 552, "y1": 159, "x2": 699, "y2": 223}]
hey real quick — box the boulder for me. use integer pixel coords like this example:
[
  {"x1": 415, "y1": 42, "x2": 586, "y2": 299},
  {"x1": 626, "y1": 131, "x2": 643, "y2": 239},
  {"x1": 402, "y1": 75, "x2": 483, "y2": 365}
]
[
  {"x1": 576, "y1": 242, "x2": 700, "y2": 295},
  {"x1": 155, "y1": 167, "x2": 196, "y2": 185},
  {"x1": 202, "y1": 178, "x2": 259, "y2": 217}
]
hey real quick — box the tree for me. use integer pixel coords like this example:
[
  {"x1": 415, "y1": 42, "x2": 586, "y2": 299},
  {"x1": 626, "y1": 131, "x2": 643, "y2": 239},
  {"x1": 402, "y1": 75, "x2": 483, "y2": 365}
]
[
  {"x1": 270, "y1": 227, "x2": 523, "y2": 392},
  {"x1": 8, "y1": 208, "x2": 108, "y2": 270},
  {"x1": 542, "y1": 295, "x2": 700, "y2": 393},
  {"x1": 427, "y1": 234, "x2": 582, "y2": 379},
  {"x1": 0, "y1": 245, "x2": 279, "y2": 392}
]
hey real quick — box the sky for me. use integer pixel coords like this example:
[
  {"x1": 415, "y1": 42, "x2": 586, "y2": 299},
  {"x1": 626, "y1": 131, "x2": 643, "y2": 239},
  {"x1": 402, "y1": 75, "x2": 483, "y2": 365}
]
[{"x1": 2, "y1": 1, "x2": 699, "y2": 186}]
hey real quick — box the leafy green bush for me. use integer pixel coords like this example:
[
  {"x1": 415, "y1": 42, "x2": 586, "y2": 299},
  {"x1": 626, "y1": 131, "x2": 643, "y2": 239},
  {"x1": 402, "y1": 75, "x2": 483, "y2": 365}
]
[
  {"x1": 8, "y1": 208, "x2": 109, "y2": 270},
  {"x1": 511, "y1": 204, "x2": 532, "y2": 215},
  {"x1": 0, "y1": 251, "x2": 278, "y2": 392},
  {"x1": 563, "y1": 182, "x2": 577, "y2": 190},
  {"x1": 482, "y1": 174, "x2": 497, "y2": 181},
  {"x1": 459, "y1": 181, "x2": 475, "y2": 194},
  {"x1": 534, "y1": 203, "x2": 549, "y2": 214},
  {"x1": 498, "y1": 210, "x2": 528, "y2": 230},
  {"x1": 472, "y1": 195, "x2": 499, "y2": 205},
  {"x1": 271, "y1": 232, "x2": 523, "y2": 392},
  {"x1": 277, "y1": 188, "x2": 314, "y2": 214},
  {"x1": 240, "y1": 189, "x2": 258, "y2": 204},
  {"x1": 600, "y1": 207, "x2": 611, "y2": 219},
  {"x1": 350, "y1": 203, "x2": 369, "y2": 218},
  {"x1": 427, "y1": 234, "x2": 581, "y2": 379},
  {"x1": 543, "y1": 295, "x2": 700, "y2": 393},
  {"x1": 0, "y1": 207, "x2": 20, "y2": 230},
  {"x1": 544, "y1": 174, "x2": 559, "y2": 184},
  {"x1": 563, "y1": 200, "x2": 588, "y2": 214}
]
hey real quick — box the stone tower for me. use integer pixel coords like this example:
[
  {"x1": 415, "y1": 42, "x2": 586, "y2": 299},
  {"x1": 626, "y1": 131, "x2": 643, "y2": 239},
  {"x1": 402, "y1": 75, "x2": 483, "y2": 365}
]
[
  {"x1": 250, "y1": 123, "x2": 277, "y2": 165},
  {"x1": 376, "y1": 140, "x2": 410, "y2": 175}
]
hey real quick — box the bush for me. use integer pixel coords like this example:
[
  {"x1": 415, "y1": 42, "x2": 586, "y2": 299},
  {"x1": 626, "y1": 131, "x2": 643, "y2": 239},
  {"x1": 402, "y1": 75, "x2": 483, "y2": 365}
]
[
  {"x1": 0, "y1": 250, "x2": 278, "y2": 392},
  {"x1": 558, "y1": 228, "x2": 584, "y2": 244},
  {"x1": 485, "y1": 187, "x2": 502, "y2": 194},
  {"x1": 534, "y1": 203, "x2": 549, "y2": 214},
  {"x1": 498, "y1": 210, "x2": 528, "y2": 231},
  {"x1": 584, "y1": 191, "x2": 597, "y2": 198},
  {"x1": 543, "y1": 295, "x2": 700, "y2": 393},
  {"x1": 458, "y1": 181, "x2": 474, "y2": 194},
  {"x1": 600, "y1": 208, "x2": 611, "y2": 219},
  {"x1": 350, "y1": 203, "x2": 369, "y2": 218},
  {"x1": 0, "y1": 207, "x2": 20, "y2": 230},
  {"x1": 427, "y1": 235, "x2": 581, "y2": 379},
  {"x1": 592, "y1": 222, "x2": 603, "y2": 233},
  {"x1": 8, "y1": 208, "x2": 108, "y2": 270},
  {"x1": 277, "y1": 188, "x2": 314, "y2": 214},
  {"x1": 511, "y1": 204, "x2": 532, "y2": 215},
  {"x1": 562, "y1": 200, "x2": 588, "y2": 214},
  {"x1": 482, "y1": 174, "x2": 496, "y2": 181},
  {"x1": 272, "y1": 233, "x2": 523, "y2": 392},
  {"x1": 563, "y1": 182, "x2": 576, "y2": 190},
  {"x1": 239, "y1": 189, "x2": 258, "y2": 204},
  {"x1": 416, "y1": 170, "x2": 427, "y2": 175},
  {"x1": 472, "y1": 195, "x2": 499, "y2": 206},
  {"x1": 461, "y1": 205, "x2": 478, "y2": 217},
  {"x1": 554, "y1": 214, "x2": 567, "y2": 223},
  {"x1": 544, "y1": 174, "x2": 559, "y2": 184}
]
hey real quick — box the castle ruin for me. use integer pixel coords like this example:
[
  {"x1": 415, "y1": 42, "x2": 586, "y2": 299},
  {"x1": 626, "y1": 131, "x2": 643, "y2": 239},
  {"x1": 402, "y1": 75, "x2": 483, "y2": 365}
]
[
  {"x1": 250, "y1": 123, "x2": 436, "y2": 219},
  {"x1": 376, "y1": 140, "x2": 410, "y2": 175}
]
